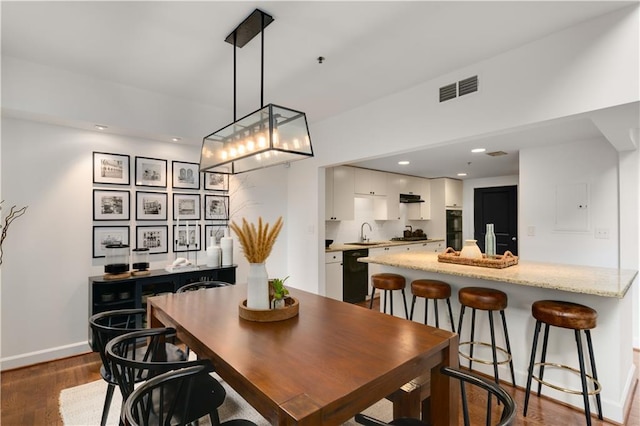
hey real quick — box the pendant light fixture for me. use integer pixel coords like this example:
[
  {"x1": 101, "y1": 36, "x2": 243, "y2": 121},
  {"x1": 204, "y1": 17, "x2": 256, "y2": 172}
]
[{"x1": 200, "y1": 9, "x2": 314, "y2": 175}]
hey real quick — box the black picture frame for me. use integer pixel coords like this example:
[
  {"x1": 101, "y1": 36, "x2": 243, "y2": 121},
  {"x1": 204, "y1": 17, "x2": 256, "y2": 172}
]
[
  {"x1": 204, "y1": 172, "x2": 229, "y2": 191},
  {"x1": 136, "y1": 225, "x2": 169, "y2": 254},
  {"x1": 93, "y1": 152, "x2": 130, "y2": 185},
  {"x1": 173, "y1": 193, "x2": 200, "y2": 221},
  {"x1": 204, "y1": 194, "x2": 229, "y2": 220},
  {"x1": 172, "y1": 161, "x2": 200, "y2": 190},
  {"x1": 173, "y1": 224, "x2": 201, "y2": 252},
  {"x1": 135, "y1": 191, "x2": 168, "y2": 221},
  {"x1": 135, "y1": 156, "x2": 167, "y2": 188},
  {"x1": 93, "y1": 226, "x2": 130, "y2": 258},
  {"x1": 204, "y1": 224, "x2": 227, "y2": 245},
  {"x1": 93, "y1": 189, "x2": 130, "y2": 221}
]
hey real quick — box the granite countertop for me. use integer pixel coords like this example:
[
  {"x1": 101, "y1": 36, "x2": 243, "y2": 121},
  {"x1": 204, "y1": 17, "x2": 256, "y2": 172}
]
[
  {"x1": 326, "y1": 239, "x2": 445, "y2": 253},
  {"x1": 358, "y1": 251, "x2": 638, "y2": 299}
]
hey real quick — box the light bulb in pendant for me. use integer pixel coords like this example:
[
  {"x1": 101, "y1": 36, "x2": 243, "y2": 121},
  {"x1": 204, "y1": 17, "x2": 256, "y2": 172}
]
[
  {"x1": 220, "y1": 151, "x2": 228, "y2": 160},
  {"x1": 293, "y1": 138, "x2": 300, "y2": 149},
  {"x1": 272, "y1": 130, "x2": 279, "y2": 146},
  {"x1": 229, "y1": 147, "x2": 237, "y2": 157},
  {"x1": 257, "y1": 134, "x2": 267, "y2": 148},
  {"x1": 246, "y1": 140, "x2": 255, "y2": 151}
]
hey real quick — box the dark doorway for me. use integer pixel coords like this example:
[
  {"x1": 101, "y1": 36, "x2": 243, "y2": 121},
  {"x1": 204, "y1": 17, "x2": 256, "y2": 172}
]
[{"x1": 474, "y1": 186, "x2": 518, "y2": 255}]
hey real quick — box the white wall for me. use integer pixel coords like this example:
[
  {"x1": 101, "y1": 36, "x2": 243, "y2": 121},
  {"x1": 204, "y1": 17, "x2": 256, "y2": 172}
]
[
  {"x1": 519, "y1": 138, "x2": 619, "y2": 267},
  {"x1": 0, "y1": 117, "x2": 288, "y2": 369}
]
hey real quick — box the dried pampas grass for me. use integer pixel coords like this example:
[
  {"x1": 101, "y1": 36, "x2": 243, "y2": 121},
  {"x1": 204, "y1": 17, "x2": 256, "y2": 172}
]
[{"x1": 230, "y1": 216, "x2": 283, "y2": 263}]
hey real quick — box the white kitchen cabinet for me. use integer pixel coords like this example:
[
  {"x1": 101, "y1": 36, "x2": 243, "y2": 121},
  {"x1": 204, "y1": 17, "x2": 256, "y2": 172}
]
[
  {"x1": 424, "y1": 240, "x2": 445, "y2": 252},
  {"x1": 386, "y1": 173, "x2": 408, "y2": 220},
  {"x1": 445, "y1": 178, "x2": 463, "y2": 208},
  {"x1": 324, "y1": 252, "x2": 343, "y2": 301},
  {"x1": 406, "y1": 178, "x2": 431, "y2": 220},
  {"x1": 354, "y1": 168, "x2": 387, "y2": 196},
  {"x1": 325, "y1": 166, "x2": 354, "y2": 221}
]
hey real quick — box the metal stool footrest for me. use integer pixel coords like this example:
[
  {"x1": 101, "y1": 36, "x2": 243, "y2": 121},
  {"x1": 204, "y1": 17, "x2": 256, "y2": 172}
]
[
  {"x1": 532, "y1": 362, "x2": 602, "y2": 396},
  {"x1": 459, "y1": 341, "x2": 512, "y2": 365}
]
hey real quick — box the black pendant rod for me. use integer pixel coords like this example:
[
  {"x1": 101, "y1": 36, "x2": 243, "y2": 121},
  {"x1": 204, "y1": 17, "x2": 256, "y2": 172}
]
[
  {"x1": 260, "y1": 11, "x2": 265, "y2": 108},
  {"x1": 233, "y1": 31, "x2": 237, "y2": 122}
]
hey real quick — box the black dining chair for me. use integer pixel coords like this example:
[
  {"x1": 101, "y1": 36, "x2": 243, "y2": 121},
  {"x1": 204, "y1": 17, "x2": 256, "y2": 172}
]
[
  {"x1": 106, "y1": 327, "x2": 228, "y2": 425},
  {"x1": 89, "y1": 308, "x2": 186, "y2": 426},
  {"x1": 354, "y1": 366, "x2": 517, "y2": 426},
  {"x1": 176, "y1": 280, "x2": 232, "y2": 293},
  {"x1": 122, "y1": 364, "x2": 258, "y2": 426}
]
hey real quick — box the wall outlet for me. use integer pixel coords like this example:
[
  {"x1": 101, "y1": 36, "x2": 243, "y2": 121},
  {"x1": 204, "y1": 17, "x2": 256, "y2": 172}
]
[
  {"x1": 527, "y1": 226, "x2": 535, "y2": 236},
  {"x1": 595, "y1": 228, "x2": 609, "y2": 239}
]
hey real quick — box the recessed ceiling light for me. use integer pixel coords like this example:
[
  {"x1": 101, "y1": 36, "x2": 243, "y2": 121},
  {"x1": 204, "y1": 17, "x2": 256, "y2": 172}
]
[
  {"x1": 172, "y1": 137, "x2": 182, "y2": 142},
  {"x1": 457, "y1": 173, "x2": 467, "y2": 176},
  {"x1": 95, "y1": 125, "x2": 108, "y2": 130},
  {"x1": 471, "y1": 148, "x2": 486, "y2": 153},
  {"x1": 398, "y1": 161, "x2": 410, "y2": 165}
]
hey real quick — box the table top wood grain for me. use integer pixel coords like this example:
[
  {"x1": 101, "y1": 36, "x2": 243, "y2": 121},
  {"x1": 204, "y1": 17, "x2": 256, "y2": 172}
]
[{"x1": 148, "y1": 283, "x2": 458, "y2": 425}]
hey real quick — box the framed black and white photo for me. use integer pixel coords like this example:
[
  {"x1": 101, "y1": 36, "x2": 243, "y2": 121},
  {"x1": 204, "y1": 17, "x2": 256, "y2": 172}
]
[
  {"x1": 93, "y1": 189, "x2": 130, "y2": 220},
  {"x1": 204, "y1": 172, "x2": 228, "y2": 191},
  {"x1": 135, "y1": 156, "x2": 167, "y2": 188},
  {"x1": 173, "y1": 193, "x2": 200, "y2": 220},
  {"x1": 204, "y1": 224, "x2": 227, "y2": 245},
  {"x1": 93, "y1": 226, "x2": 129, "y2": 258},
  {"x1": 93, "y1": 152, "x2": 130, "y2": 185},
  {"x1": 136, "y1": 191, "x2": 167, "y2": 221},
  {"x1": 173, "y1": 224, "x2": 201, "y2": 252},
  {"x1": 136, "y1": 225, "x2": 168, "y2": 254},
  {"x1": 204, "y1": 195, "x2": 229, "y2": 220},
  {"x1": 172, "y1": 161, "x2": 200, "y2": 190}
]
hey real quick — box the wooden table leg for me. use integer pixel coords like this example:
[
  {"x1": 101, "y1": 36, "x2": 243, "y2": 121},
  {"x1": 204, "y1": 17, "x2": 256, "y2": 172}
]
[{"x1": 430, "y1": 335, "x2": 459, "y2": 426}]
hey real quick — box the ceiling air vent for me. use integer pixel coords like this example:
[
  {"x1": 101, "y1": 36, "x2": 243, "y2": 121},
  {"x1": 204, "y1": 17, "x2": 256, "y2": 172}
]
[
  {"x1": 458, "y1": 75, "x2": 478, "y2": 96},
  {"x1": 486, "y1": 151, "x2": 508, "y2": 157},
  {"x1": 439, "y1": 83, "x2": 457, "y2": 102}
]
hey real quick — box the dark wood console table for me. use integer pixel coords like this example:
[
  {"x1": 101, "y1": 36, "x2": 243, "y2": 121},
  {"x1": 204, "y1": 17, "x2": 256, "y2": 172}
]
[{"x1": 88, "y1": 265, "x2": 237, "y2": 348}]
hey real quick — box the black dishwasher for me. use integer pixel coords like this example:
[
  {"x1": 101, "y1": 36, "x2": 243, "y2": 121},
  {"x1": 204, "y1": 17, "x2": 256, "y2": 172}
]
[{"x1": 342, "y1": 249, "x2": 368, "y2": 303}]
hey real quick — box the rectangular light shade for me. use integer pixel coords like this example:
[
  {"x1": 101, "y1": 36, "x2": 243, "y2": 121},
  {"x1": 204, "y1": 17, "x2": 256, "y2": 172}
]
[{"x1": 200, "y1": 104, "x2": 313, "y2": 174}]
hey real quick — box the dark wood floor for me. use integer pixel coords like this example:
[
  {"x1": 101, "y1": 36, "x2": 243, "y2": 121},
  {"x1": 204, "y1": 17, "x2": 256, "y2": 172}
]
[{"x1": 1, "y1": 299, "x2": 638, "y2": 425}]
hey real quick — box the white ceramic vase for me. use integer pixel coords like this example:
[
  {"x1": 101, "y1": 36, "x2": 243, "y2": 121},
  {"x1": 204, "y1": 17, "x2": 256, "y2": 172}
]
[
  {"x1": 247, "y1": 262, "x2": 270, "y2": 310},
  {"x1": 460, "y1": 239, "x2": 483, "y2": 259},
  {"x1": 206, "y1": 236, "x2": 221, "y2": 267},
  {"x1": 220, "y1": 228, "x2": 233, "y2": 266}
]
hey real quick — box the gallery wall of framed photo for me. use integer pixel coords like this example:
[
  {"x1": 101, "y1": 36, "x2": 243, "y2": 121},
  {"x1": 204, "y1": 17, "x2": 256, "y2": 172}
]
[{"x1": 92, "y1": 151, "x2": 230, "y2": 259}]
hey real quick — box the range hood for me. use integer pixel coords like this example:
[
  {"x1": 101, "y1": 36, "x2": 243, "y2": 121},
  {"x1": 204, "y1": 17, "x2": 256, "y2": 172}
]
[{"x1": 399, "y1": 194, "x2": 425, "y2": 203}]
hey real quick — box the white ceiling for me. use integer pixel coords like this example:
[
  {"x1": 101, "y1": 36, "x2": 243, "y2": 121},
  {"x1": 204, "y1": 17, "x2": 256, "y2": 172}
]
[{"x1": 1, "y1": 1, "x2": 637, "y2": 179}]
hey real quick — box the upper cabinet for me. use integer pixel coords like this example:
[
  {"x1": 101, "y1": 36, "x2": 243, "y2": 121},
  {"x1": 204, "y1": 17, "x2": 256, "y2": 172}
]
[
  {"x1": 406, "y1": 178, "x2": 431, "y2": 220},
  {"x1": 431, "y1": 177, "x2": 462, "y2": 209},
  {"x1": 325, "y1": 166, "x2": 355, "y2": 221},
  {"x1": 444, "y1": 178, "x2": 463, "y2": 208},
  {"x1": 354, "y1": 168, "x2": 387, "y2": 196}
]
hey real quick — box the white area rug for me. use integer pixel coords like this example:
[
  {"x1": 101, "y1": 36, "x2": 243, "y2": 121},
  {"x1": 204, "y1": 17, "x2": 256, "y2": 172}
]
[{"x1": 59, "y1": 375, "x2": 393, "y2": 425}]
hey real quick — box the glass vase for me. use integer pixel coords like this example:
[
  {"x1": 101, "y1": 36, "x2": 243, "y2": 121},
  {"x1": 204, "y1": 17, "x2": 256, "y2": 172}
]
[
  {"x1": 247, "y1": 262, "x2": 270, "y2": 309},
  {"x1": 485, "y1": 223, "x2": 496, "y2": 257}
]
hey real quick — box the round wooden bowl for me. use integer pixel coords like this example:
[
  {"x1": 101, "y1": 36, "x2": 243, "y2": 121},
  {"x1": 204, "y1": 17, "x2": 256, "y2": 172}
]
[{"x1": 238, "y1": 297, "x2": 299, "y2": 322}]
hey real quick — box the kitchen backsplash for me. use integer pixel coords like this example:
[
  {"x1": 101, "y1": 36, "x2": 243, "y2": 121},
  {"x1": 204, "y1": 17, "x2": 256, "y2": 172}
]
[{"x1": 326, "y1": 198, "x2": 434, "y2": 244}]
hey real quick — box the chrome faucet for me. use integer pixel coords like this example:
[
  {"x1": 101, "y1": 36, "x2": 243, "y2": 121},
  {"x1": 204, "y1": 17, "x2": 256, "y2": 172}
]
[{"x1": 360, "y1": 222, "x2": 372, "y2": 242}]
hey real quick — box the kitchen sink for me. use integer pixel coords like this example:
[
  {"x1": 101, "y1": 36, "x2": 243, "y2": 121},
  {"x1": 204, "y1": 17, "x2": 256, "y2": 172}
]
[{"x1": 345, "y1": 241, "x2": 385, "y2": 246}]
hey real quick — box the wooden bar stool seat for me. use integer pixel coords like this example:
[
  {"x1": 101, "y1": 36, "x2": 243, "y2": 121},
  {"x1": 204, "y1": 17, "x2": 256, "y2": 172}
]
[
  {"x1": 524, "y1": 300, "x2": 602, "y2": 426},
  {"x1": 409, "y1": 279, "x2": 455, "y2": 332},
  {"x1": 457, "y1": 287, "x2": 516, "y2": 387},
  {"x1": 369, "y1": 273, "x2": 409, "y2": 318}
]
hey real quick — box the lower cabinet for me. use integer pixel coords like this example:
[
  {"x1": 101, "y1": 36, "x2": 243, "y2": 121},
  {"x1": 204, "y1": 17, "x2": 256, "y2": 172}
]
[{"x1": 325, "y1": 252, "x2": 343, "y2": 301}]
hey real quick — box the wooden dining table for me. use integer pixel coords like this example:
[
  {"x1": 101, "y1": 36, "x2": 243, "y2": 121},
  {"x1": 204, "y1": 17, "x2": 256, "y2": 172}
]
[{"x1": 147, "y1": 283, "x2": 459, "y2": 425}]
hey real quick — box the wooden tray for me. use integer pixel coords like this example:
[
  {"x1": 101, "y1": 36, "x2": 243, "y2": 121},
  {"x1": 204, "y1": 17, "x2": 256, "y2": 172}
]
[
  {"x1": 437, "y1": 247, "x2": 518, "y2": 269},
  {"x1": 238, "y1": 297, "x2": 299, "y2": 322}
]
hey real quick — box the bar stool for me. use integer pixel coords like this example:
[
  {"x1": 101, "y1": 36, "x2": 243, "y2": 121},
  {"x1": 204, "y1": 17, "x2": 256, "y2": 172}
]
[
  {"x1": 457, "y1": 287, "x2": 516, "y2": 386},
  {"x1": 523, "y1": 300, "x2": 602, "y2": 426},
  {"x1": 369, "y1": 273, "x2": 409, "y2": 318},
  {"x1": 409, "y1": 279, "x2": 455, "y2": 332}
]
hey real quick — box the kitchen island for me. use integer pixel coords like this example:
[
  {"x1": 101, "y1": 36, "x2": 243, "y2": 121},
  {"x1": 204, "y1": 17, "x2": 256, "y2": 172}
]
[{"x1": 359, "y1": 251, "x2": 638, "y2": 423}]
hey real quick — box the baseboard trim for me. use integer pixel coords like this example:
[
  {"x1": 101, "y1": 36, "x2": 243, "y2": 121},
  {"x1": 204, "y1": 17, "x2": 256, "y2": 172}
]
[{"x1": 0, "y1": 341, "x2": 91, "y2": 371}]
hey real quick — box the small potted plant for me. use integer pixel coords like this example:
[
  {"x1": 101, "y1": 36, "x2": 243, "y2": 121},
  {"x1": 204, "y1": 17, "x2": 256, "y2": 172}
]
[{"x1": 270, "y1": 276, "x2": 290, "y2": 309}]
